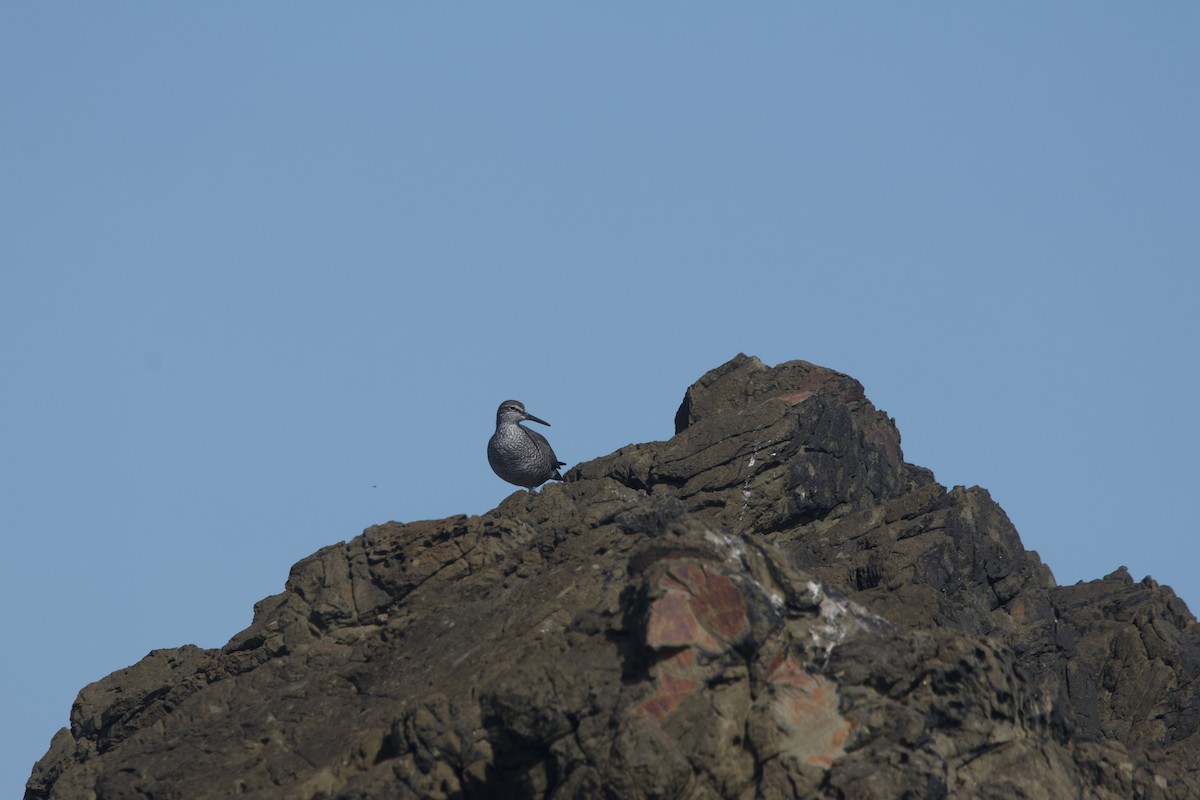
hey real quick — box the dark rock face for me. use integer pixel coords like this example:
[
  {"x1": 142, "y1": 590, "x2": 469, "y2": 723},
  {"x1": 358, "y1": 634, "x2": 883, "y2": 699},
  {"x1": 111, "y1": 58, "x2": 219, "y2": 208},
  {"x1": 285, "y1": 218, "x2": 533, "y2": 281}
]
[{"x1": 27, "y1": 354, "x2": 1200, "y2": 799}]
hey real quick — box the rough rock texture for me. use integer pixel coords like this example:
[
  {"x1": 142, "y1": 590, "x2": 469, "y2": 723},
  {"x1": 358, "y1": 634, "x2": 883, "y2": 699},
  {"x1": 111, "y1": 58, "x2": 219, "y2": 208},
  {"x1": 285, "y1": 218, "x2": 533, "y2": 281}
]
[{"x1": 27, "y1": 355, "x2": 1200, "y2": 799}]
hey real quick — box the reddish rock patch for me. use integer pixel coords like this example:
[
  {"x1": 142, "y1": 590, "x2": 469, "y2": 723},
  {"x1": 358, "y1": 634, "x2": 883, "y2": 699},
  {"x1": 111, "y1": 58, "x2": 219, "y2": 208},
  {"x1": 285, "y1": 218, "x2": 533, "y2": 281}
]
[
  {"x1": 766, "y1": 654, "x2": 851, "y2": 768},
  {"x1": 635, "y1": 649, "x2": 700, "y2": 723},
  {"x1": 779, "y1": 390, "x2": 813, "y2": 405},
  {"x1": 647, "y1": 562, "x2": 748, "y2": 653}
]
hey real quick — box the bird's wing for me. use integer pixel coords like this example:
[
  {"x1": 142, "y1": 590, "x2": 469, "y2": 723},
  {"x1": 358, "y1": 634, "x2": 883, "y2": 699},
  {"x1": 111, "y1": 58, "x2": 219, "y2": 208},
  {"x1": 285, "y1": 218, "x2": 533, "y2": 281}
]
[{"x1": 522, "y1": 427, "x2": 561, "y2": 465}]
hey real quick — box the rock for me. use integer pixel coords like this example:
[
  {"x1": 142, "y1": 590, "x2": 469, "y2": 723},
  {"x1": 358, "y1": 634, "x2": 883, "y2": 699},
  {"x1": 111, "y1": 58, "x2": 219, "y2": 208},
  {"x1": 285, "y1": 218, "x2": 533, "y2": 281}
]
[{"x1": 26, "y1": 355, "x2": 1200, "y2": 799}]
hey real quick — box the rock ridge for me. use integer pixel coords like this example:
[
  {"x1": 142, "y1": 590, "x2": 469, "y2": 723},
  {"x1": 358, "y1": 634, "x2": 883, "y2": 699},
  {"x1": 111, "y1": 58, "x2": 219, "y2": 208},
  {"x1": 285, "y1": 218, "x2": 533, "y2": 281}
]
[{"x1": 26, "y1": 354, "x2": 1200, "y2": 799}]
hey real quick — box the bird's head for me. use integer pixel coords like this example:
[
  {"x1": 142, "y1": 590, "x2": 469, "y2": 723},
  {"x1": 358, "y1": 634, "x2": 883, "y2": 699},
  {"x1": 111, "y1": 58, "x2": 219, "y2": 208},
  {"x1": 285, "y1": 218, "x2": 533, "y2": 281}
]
[{"x1": 496, "y1": 399, "x2": 550, "y2": 427}]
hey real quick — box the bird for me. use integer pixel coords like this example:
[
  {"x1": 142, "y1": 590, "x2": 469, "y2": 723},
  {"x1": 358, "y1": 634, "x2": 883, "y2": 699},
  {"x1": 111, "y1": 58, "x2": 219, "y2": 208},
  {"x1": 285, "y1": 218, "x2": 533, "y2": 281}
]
[{"x1": 487, "y1": 399, "x2": 565, "y2": 489}]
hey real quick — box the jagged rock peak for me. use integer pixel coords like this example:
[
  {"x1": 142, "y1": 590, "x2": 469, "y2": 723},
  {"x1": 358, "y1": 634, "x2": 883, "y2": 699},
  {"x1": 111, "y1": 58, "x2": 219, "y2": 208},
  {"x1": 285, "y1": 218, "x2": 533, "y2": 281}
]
[
  {"x1": 674, "y1": 353, "x2": 867, "y2": 434},
  {"x1": 26, "y1": 355, "x2": 1200, "y2": 799}
]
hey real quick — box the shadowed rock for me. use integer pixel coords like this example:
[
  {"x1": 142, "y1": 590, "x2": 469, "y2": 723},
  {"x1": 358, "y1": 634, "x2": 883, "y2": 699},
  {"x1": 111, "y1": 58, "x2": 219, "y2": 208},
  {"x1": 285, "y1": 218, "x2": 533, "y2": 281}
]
[{"x1": 26, "y1": 355, "x2": 1200, "y2": 799}]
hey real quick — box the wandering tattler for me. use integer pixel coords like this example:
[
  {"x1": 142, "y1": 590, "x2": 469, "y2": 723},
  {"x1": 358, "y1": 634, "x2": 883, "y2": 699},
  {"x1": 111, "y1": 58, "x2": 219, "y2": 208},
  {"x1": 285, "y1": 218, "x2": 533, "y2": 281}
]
[{"x1": 487, "y1": 400, "x2": 565, "y2": 489}]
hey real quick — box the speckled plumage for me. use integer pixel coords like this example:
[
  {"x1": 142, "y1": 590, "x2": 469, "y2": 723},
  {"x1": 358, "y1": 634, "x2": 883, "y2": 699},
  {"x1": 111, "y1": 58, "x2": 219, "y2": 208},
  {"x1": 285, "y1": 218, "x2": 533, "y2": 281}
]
[{"x1": 487, "y1": 399, "x2": 565, "y2": 489}]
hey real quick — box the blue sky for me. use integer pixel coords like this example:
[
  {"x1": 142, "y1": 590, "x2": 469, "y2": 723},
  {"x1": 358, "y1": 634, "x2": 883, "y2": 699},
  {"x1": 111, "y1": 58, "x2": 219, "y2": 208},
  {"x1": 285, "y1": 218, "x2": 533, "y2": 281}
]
[{"x1": 3, "y1": 5, "x2": 1197, "y2": 796}]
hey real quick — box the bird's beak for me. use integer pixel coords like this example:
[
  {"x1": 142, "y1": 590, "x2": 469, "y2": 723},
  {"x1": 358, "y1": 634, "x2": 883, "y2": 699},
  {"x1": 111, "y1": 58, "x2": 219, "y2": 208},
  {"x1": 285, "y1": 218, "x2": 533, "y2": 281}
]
[{"x1": 523, "y1": 412, "x2": 551, "y2": 427}]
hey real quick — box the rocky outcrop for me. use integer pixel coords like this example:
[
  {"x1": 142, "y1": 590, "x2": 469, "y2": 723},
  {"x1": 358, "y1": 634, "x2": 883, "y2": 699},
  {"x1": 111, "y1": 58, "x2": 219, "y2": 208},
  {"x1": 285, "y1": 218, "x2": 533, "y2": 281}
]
[{"x1": 26, "y1": 355, "x2": 1200, "y2": 799}]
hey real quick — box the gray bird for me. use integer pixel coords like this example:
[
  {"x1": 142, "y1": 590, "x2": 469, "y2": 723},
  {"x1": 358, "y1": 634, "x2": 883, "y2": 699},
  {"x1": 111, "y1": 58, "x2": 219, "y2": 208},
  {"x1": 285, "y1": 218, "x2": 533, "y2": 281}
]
[{"x1": 487, "y1": 399, "x2": 565, "y2": 489}]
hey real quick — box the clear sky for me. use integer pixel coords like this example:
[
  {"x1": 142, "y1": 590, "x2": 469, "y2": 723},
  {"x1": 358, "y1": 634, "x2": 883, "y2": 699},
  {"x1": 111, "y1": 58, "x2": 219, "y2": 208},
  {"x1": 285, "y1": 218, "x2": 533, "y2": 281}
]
[{"x1": 3, "y1": 4, "x2": 1197, "y2": 796}]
